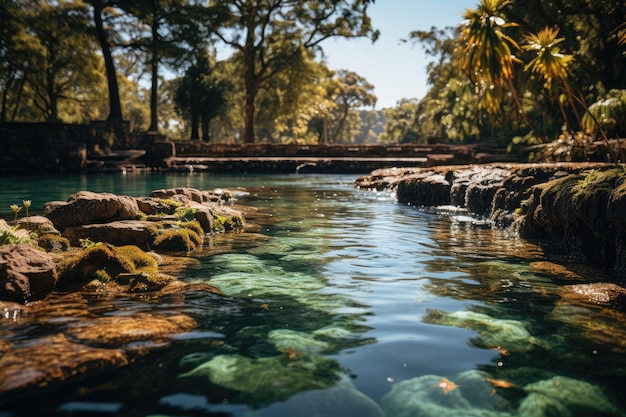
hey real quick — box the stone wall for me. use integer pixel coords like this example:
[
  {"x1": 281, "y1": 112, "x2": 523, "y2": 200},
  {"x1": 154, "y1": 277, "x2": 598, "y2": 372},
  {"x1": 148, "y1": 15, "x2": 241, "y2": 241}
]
[{"x1": 0, "y1": 123, "x2": 92, "y2": 175}]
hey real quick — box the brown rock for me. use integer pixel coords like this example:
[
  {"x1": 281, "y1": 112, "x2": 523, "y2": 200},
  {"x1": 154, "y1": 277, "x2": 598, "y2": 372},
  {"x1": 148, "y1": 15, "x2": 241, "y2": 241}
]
[
  {"x1": 64, "y1": 313, "x2": 197, "y2": 348},
  {"x1": 560, "y1": 282, "x2": 626, "y2": 307},
  {"x1": 150, "y1": 187, "x2": 206, "y2": 204},
  {"x1": 0, "y1": 244, "x2": 58, "y2": 302},
  {"x1": 62, "y1": 220, "x2": 156, "y2": 249},
  {"x1": 42, "y1": 191, "x2": 140, "y2": 229},
  {"x1": 530, "y1": 261, "x2": 585, "y2": 281},
  {"x1": 396, "y1": 171, "x2": 451, "y2": 206},
  {"x1": 0, "y1": 334, "x2": 128, "y2": 396},
  {"x1": 136, "y1": 197, "x2": 178, "y2": 216},
  {"x1": 14, "y1": 215, "x2": 60, "y2": 236}
]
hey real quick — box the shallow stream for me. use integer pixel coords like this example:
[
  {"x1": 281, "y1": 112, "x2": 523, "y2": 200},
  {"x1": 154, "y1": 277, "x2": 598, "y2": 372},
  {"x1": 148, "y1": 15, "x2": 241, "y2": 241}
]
[{"x1": 1, "y1": 173, "x2": 625, "y2": 417}]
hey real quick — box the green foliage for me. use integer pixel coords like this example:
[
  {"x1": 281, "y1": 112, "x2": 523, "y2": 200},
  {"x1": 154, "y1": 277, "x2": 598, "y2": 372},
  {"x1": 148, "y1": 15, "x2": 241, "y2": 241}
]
[
  {"x1": 213, "y1": 214, "x2": 243, "y2": 232},
  {"x1": 177, "y1": 220, "x2": 204, "y2": 237},
  {"x1": 575, "y1": 168, "x2": 625, "y2": 194},
  {"x1": 80, "y1": 238, "x2": 103, "y2": 249},
  {"x1": 58, "y1": 243, "x2": 160, "y2": 285},
  {"x1": 211, "y1": 0, "x2": 378, "y2": 143},
  {"x1": 173, "y1": 49, "x2": 229, "y2": 141},
  {"x1": 401, "y1": 0, "x2": 626, "y2": 150},
  {"x1": 583, "y1": 90, "x2": 626, "y2": 138},
  {"x1": 174, "y1": 205, "x2": 196, "y2": 221},
  {"x1": 117, "y1": 245, "x2": 159, "y2": 274},
  {"x1": 95, "y1": 269, "x2": 111, "y2": 282},
  {"x1": 0, "y1": 226, "x2": 30, "y2": 245}
]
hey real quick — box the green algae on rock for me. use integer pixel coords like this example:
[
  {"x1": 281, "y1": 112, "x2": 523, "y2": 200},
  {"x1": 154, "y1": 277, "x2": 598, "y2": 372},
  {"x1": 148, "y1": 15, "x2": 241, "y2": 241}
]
[
  {"x1": 179, "y1": 353, "x2": 341, "y2": 405},
  {"x1": 380, "y1": 370, "x2": 626, "y2": 417},
  {"x1": 381, "y1": 370, "x2": 512, "y2": 417},
  {"x1": 520, "y1": 376, "x2": 626, "y2": 417},
  {"x1": 423, "y1": 309, "x2": 535, "y2": 352}
]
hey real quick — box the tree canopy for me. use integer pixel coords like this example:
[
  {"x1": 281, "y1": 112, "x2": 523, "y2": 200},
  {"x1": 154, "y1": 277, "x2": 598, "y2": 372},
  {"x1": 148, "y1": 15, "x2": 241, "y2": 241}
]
[
  {"x1": 392, "y1": 0, "x2": 626, "y2": 147},
  {"x1": 2, "y1": 0, "x2": 624, "y2": 149}
]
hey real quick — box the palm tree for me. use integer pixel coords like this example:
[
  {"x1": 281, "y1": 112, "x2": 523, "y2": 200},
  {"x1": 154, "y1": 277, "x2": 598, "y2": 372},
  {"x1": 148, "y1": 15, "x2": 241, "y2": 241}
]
[
  {"x1": 524, "y1": 26, "x2": 619, "y2": 162},
  {"x1": 459, "y1": 0, "x2": 543, "y2": 140},
  {"x1": 522, "y1": 26, "x2": 581, "y2": 134}
]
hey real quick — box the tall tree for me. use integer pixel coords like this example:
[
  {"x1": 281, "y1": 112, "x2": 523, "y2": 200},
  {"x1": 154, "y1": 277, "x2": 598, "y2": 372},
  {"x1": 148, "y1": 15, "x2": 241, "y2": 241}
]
[
  {"x1": 120, "y1": 1, "x2": 225, "y2": 133},
  {"x1": 174, "y1": 50, "x2": 229, "y2": 141},
  {"x1": 87, "y1": 0, "x2": 123, "y2": 124},
  {"x1": 23, "y1": 1, "x2": 104, "y2": 122},
  {"x1": 210, "y1": 0, "x2": 378, "y2": 143},
  {"x1": 523, "y1": 26, "x2": 581, "y2": 132},
  {"x1": 326, "y1": 69, "x2": 376, "y2": 142},
  {"x1": 459, "y1": 0, "x2": 544, "y2": 140},
  {"x1": 0, "y1": 0, "x2": 41, "y2": 121}
]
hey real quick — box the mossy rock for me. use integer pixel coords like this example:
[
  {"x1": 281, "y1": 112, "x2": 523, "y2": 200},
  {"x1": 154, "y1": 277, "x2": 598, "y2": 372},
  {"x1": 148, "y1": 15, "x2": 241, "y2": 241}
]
[
  {"x1": 57, "y1": 243, "x2": 160, "y2": 288},
  {"x1": 116, "y1": 245, "x2": 159, "y2": 274},
  {"x1": 213, "y1": 213, "x2": 244, "y2": 232},
  {"x1": 153, "y1": 228, "x2": 202, "y2": 252},
  {"x1": 177, "y1": 220, "x2": 204, "y2": 237},
  {"x1": 38, "y1": 234, "x2": 70, "y2": 252}
]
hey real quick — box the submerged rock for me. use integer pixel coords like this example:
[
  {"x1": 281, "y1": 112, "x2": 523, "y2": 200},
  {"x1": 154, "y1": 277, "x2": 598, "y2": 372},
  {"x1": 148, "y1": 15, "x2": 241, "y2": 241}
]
[
  {"x1": 267, "y1": 328, "x2": 331, "y2": 354},
  {"x1": 520, "y1": 375, "x2": 626, "y2": 417},
  {"x1": 423, "y1": 309, "x2": 534, "y2": 352},
  {"x1": 0, "y1": 334, "x2": 128, "y2": 398},
  {"x1": 381, "y1": 370, "x2": 512, "y2": 417},
  {"x1": 559, "y1": 282, "x2": 626, "y2": 307},
  {"x1": 259, "y1": 375, "x2": 384, "y2": 417},
  {"x1": 381, "y1": 371, "x2": 626, "y2": 417},
  {"x1": 64, "y1": 313, "x2": 197, "y2": 349},
  {"x1": 179, "y1": 353, "x2": 341, "y2": 405}
]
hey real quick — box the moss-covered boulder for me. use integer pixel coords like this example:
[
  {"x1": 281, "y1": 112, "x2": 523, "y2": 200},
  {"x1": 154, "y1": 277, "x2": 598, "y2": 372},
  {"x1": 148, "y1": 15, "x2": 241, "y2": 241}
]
[
  {"x1": 518, "y1": 167, "x2": 626, "y2": 269},
  {"x1": 57, "y1": 243, "x2": 162, "y2": 289}
]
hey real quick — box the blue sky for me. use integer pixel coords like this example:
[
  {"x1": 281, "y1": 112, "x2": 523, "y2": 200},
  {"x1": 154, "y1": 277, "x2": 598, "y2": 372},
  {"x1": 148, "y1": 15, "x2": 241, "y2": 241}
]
[{"x1": 320, "y1": 0, "x2": 478, "y2": 109}]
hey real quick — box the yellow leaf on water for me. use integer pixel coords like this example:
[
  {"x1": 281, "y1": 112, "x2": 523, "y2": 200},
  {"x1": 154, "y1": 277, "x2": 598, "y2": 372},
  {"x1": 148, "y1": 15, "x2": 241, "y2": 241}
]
[
  {"x1": 437, "y1": 377, "x2": 459, "y2": 394},
  {"x1": 486, "y1": 377, "x2": 516, "y2": 388},
  {"x1": 280, "y1": 348, "x2": 303, "y2": 359}
]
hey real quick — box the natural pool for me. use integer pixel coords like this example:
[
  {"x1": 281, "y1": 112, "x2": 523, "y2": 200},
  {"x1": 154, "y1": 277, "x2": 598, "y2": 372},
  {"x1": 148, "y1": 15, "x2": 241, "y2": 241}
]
[{"x1": 1, "y1": 172, "x2": 625, "y2": 417}]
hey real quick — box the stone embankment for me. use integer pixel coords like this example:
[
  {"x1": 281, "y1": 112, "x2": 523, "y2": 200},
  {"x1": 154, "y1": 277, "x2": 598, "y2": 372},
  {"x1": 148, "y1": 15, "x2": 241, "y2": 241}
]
[
  {"x1": 0, "y1": 187, "x2": 247, "y2": 401},
  {"x1": 356, "y1": 162, "x2": 626, "y2": 273}
]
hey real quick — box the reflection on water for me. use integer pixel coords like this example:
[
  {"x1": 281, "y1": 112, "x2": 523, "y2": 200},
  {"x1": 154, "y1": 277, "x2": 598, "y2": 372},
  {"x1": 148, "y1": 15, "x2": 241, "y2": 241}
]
[{"x1": 1, "y1": 173, "x2": 625, "y2": 416}]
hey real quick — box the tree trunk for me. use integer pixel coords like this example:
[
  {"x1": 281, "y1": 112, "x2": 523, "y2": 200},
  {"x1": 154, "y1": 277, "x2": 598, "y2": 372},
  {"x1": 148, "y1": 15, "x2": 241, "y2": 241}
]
[
  {"x1": 91, "y1": 0, "x2": 122, "y2": 123},
  {"x1": 242, "y1": 23, "x2": 258, "y2": 144},
  {"x1": 201, "y1": 114, "x2": 210, "y2": 142},
  {"x1": 190, "y1": 109, "x2": 199, "y2": 140},
  {"x1": 148, "y1": 14, "x2": 159, "y2": 133}
]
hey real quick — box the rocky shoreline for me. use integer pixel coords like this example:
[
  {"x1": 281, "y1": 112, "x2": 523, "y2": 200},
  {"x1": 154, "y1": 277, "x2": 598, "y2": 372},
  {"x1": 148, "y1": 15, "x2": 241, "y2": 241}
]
[
  {"x1": 356, "y1": 162, "x2": 626, "y2": 304},
  {"x1": 0, "y1": 187, "x2": 249, "y2": 401}
]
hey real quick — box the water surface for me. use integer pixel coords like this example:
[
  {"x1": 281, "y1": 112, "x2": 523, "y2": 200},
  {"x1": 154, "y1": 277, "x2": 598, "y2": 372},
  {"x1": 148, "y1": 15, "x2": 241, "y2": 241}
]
[{"x1": 1, "y1": 173, "x2": 625, "y2": 417}]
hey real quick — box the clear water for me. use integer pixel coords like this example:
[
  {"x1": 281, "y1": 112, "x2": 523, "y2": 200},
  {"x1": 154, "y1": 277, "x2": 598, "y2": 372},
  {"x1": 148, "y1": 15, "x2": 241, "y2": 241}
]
[{"x1": 1, "y1": 173, "x2": 625, "y2": 417}]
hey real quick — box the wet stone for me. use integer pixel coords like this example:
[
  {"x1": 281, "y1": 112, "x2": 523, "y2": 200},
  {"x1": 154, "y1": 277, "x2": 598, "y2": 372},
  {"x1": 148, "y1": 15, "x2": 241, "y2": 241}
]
[
  {"x1": 63, "y1": 312, "x2": 197, "y2": 348},
  {"x1": 0, "y1": 334, "x2": 128, "y2": 398}
]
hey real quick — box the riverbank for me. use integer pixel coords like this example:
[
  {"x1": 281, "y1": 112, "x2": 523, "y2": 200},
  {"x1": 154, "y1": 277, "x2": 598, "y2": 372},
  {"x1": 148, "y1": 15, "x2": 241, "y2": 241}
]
[
  {"x1": 0, "y1": 187, "x2": 250, "y2": 401},
  {"x1": 356, "y1": 162, "x2": 626, "y2": 274}
]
